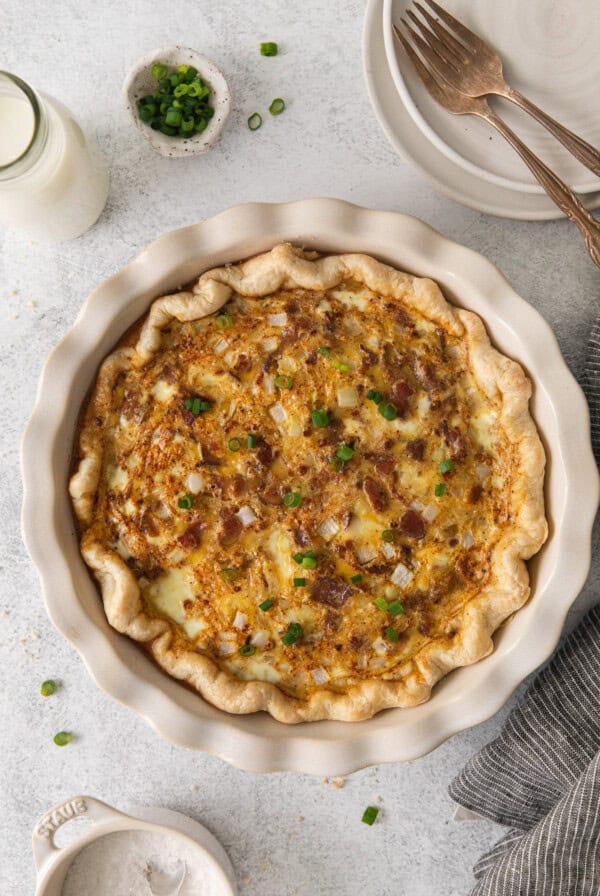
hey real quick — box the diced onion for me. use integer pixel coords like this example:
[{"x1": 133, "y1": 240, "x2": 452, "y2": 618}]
[
  {"x1": 263, "y1": 374, "x2": 274, "y2": 394},
  {"x1": 218, "y1": 631, "x2": 236, "y2": 640},
  {"x1": 372, "y1": 637, "x2": 388, "y2": 656},
  {"x1": 262, "y1": 337, "x2": 279, "y2": 352},
  {"x1": 236, "y1": 505, "x2": 257, "y2": 526},
  {"x1": 251, "y1": 630, "x2": 270, "y2": 648},
  {"x1": 214, "y1": 337, "x2": 229, "y2": 354},
  {"x1": 462, "y1": 530, "x2": 475, "y2": 549},
  {"x1": 217, "y1": 641, "x2": 235, "y2": 656},
  {"x1": 369, "y1": 657, "x2": 389, "y2": 669},
  {"x1": 268, "y1": 312, "x2": 287, "y2": 327},
  {"x1": 185, "y1": 471, "x2": 206, "y2": 494},
  {"x1": 391, "y1": 562, "x2": 414, "y2": 589},
  {"x1": 152, "y1": 499, "x2": 171, "y2": 519},
  {"x1": 224, "y1": 350, "x2": 237, "y2": 367},
  {"x1": 287, "y1": 420, "x2": 303, "y2": 438},
  {"x1": 269, "y1": 402, "x2": 287, "y2": 423},
  {"x1": 337, "y1": 386, "x2": 359, "y2": 408},
  {"x1": 410, "y1": 499, "x2": 424, "y2": 512},
  {"x1": 422, "y1": 503, "x2": 439, "y2": 523},
  {"x1": 233, "y1": 611, "x2": 247, "y2": 629},
  {"x1": 381, "y1": 541, "x2": 395, "y2": 559},
  {"x1": 476, "y1": 464, "x2": 491, "y2": 480},
  {"x1": 311, "y1": 667, "x2": 329, "y2": 685},
  {"x1": 356, "y1": 544, "x2": 378, "y2": 564},
  {"x1": 318, "y1": 518, "x2": 340, "y2": 540}
]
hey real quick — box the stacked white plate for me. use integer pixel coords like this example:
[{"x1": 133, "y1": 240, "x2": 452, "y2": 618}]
[{"x1": 364, "y1": 0, "x2": 600, "y2": 219}]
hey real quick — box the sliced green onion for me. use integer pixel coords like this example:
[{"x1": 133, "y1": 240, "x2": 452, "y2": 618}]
[
  {"x1": 434, "y1": 483, "x2": 446, "y2": 497},
  {"x1": 331, "y1": 457, "x2": 346, "y2": 472},
  {"x1": 293, "y1": 552, "x2": 305, "y2": 564},
  {"x1": 281, "y1": 622, "x2": 304, "y2": 645},
  {"x1": 301, "y1": 555, "x2": 317, "y2": 570},
  {"x1": 378, "y1": 401, "x2": 398, "y2": 421},
  {"x1": 53, "y1": 732, "x2": 73, "y2": 747},
  {"x1": 311, "y1": 408, "x2": 330, "y2": 428},
  {"x1": 439, "y1": 459, "x2": 454, "y2": 474},
  {"x1": 173, "y1": 83, "x2": 189, "y2": 97},
  {"x1": 385, "y1": 626, "x2": 399, "y2": 642},
  {"x1": 283, "y1": 491, "x2": 302, "y2": 508},
  {"x1": 164, "y1": 107, "x2": 182, "y2": 127},
  {"x1": 228, "y1": 437, "x2": 242, "y2": 452},
  {"x1": 248, "y1": 112, "x2": 262, "y2": 131},
  {"x1": 304, "y1": 550, "x2": 316, "y2": 559},
  {"x1": 259, "y1": 599, "x2": 274, "y2": 611},
  {"x1": 216, "y1": 313, "x2": 232, "y2": 329},
  {"x1": 260, "y1": 41, "x2": 278, "y2": 56},
  {"x1": 332, "y1": 360, "x2": 350, "y2": 372},
  {"x1": 388, "y1": 600, "x2": 404, "y2": 617},
  {"x1": 374, "y1": 597, "x2": 389, "y2": 611},
  {"x1": 337, "y1": 444, "x2": 354, "y2": 462},
  {"x1": 178, "y1": 494, "x2": 195, "y2": 509},
  {"x1": 381, "y1": 529, "x2": 396, "y2": 543},
  {"x1": 269, "y1": 97, "x2": 285, "y2": 115},
  {"x1": 221, "y1": 567, "x2": 239, "y2": 582},
  {"x1": 274, "y1": 374, "x2": 293, "y2": 389},
  {"x1": 350, "y1": 574, "x2": 363, "y2": 584},
  {"x1": 362, "y1": 806, "x2": 379, "y2": 825},
  {"x1": 40, "y1": 680, "x2": 57, "y2": 697},
  {"x1": 185, "y1": 396, "x2": 212, "y2": 415},
  {"x1": 151, "y1": 63, "x2": 168, "y2": 80},
  {"x1": 293, "y1": 577, "x2": 306, "y2": 588},
  {"x1": 247, "y1": 434, "x2": 258, "y2": 449},
  {"x1": 366, "y1": 389, "x2": 383, "y2": 404},
  {"x1": 238, "y1": 644, "x2": 256, "y2": 656},
  {"x1": 317, "y1": 347, "x2": 331, "y2": 356}
]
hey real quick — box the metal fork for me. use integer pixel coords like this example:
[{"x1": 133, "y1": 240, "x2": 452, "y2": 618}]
[
  {"x1": 405, "y1": 0, "x2": 600, "y2": 178},
  {"x1": 394, "y1": 25, "x2": 600, "y2": 267}
]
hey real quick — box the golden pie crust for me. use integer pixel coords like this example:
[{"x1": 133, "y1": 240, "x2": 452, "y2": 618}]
[{"x1": 70, "y1": 244, "x2": 547, "y2": 722}]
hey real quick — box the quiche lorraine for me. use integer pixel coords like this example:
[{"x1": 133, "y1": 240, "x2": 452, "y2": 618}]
[{"x1": 70, "y1": 244, "x2": 547, "y2": 722}]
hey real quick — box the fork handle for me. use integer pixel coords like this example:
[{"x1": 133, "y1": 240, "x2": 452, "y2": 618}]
[
  {"x1": 500, "y1": 86, "x2": 600, "y2": 179},
  {"x1": 482, "y1": 108, "x2": 600, "y2": 268}
]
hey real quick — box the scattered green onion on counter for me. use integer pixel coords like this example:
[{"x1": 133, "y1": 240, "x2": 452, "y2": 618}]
[
  {"x1": 260, "y1": 42, "x2": 279, "y2": 56},
  {"x1": 362, "y1": 806, "x2": 379, "y2": 825},
  {"x1": 281, "y1": 622, "x2": 304, "y2": 645},
  {"x1": 283, "y1": 491, "x2": 302, "y2": 508},
  {"x1": 178, "y1": 494, "x2": 195, "y2": 509},
  {"x1": 137, "y1": 63, "x2": 215, "y2": 138},
  {"x1": 40, "y1": 680, "x2": 57, "y2": 697},
  {"x1": 269, "y1": 98, "x2": 285, "y2": 116},
  {"x1": 259, "y1": 598, "x2": 274, "y2": 611},
  {"x1": 53, "y1": 731, "x2": 73, "y2": 747},
  {"x1": 248, "y1": 112, "x2": 263, "y2": 131}
]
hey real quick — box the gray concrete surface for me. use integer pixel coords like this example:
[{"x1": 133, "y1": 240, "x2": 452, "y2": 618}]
[{"x1": 1, "y1": 2, "x2": 599, "y2": 894}]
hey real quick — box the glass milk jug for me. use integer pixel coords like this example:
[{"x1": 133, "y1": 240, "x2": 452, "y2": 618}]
[{"x1": 0, "y1": 71, "x2": 109, "y2": 241}]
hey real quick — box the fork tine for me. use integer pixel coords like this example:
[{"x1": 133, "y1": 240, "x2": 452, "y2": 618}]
[
  {"x1": 421, "y1": 0, "x2": 486, "y2": 53},
  {"x1": 406, "y1": 9, "x2": 462, "y2": 73},
  {"x1": 400, "y1": 17, "x2": 459, "y2": 78},
  {"x1": 414, "y1": 2, "x2": 470, "y2": 62},
  {"x1": 393, "y1": 25, "x2": 445, "y2": 100}
]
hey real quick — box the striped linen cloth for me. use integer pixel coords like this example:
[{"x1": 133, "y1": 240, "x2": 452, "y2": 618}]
[{"x1": 448, "y1": 332, "x2": 600, "y2": 895}]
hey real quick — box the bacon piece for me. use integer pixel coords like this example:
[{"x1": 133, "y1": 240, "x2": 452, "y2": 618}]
[
  {"x1": 294, "y1": 526, "x2": 311, "y2": 547},
  {"x1": 441, "y1": 421, "x2": 469, "y2": 461},
  {"x1": 406, "y1": 439, "x2": 425, "y2": 461},
  {"x1": 323, "y1": 610, "x2": 341, "y2": 631},
  {"x1": 259, "y1": 481, "x2": 284, "y2": 506},
  {"x1": 234, "y1": 354, "x2": 253, "y2": 374},
  {"x1": 256, "y1": 442, "x2": 273, "y2": 467},
  {"x1": 359, "y1": 344, "x2": 379, "y2": 369},
  {"x1": 390, "y1": 378, "x2": 414, "y2": 417},
  {"x1": 178, "y1": 520, "x2": 204, "y2": 549},
  {"x1": 310, "y1": 577, "x2": 353, "y2": 609},
  {"x1": 400, "y1": 509, "x2": 425, "y2": 540},
  {"x1": 370, "y1": 453, "x2": 394, "y2": 476},
  {"x1": 411, "y1": 356, "x2": 438, "y2": 392},
  {"x1": 158, "y1": 365, "x2": 179, "y2": 384},
  {"x1": 140, "y1": 511, "x2": 159, "y2": 537},
  {"x1": 467, "y1": 484, "x2": 483, "y2": 504},
  {"x1": 120, "y1": 390, "x2": 145, "y2": 423},
  {"x1": 349, "y1": 633, "x2": 367, "y2": 651},
  {"x1": 222, "y1": 475, "x2": 247, "y2": 498},
  {"x1": 181, "y1": 406, "x2": 195, "y2": 426},
  {"x1": 218, "y1": 513, "x2": 242, "y2": 547},
  {"x1": 363, "y1": 476, "x2": 390, "y2": 512}
]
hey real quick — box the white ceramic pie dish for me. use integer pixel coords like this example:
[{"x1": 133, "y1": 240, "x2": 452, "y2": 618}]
[{"x1": 21, "y1": 199, "x2": 598, "y2": 775}]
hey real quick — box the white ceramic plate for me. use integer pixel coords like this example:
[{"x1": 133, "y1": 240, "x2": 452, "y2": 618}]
[
  {"x1": 21, "y1": 199, "x2": 598, "y2": 775},
  {"x1": 383, "y1": 0, "x2": 600, "y2": 194},
  {"x1": 364, "y1": 0, "x2": 600, "y2": 219}
]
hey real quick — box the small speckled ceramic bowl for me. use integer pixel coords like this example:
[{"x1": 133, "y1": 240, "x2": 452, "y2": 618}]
[{"x1": 123, "y1": 46, "x2": 230, "y2": 158}]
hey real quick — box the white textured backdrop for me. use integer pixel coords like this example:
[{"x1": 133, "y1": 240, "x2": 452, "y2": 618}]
[{"x1": 1, "y1": 2, "x2": 599, "y2": 894}]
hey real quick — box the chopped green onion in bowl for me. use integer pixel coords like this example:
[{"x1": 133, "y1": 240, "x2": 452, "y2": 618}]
[{"x1": 136, "y1": 61, "x2": 215, "y2": 138}]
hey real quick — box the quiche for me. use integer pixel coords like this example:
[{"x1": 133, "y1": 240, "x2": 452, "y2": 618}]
[{"x1": 70, "y1": 244, "x2": 547, "y2": 723}]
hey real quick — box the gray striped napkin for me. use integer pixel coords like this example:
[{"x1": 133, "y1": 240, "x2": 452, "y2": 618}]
[{"x1": 448, "y1": 329, "x2": 600, "y2": 896}]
